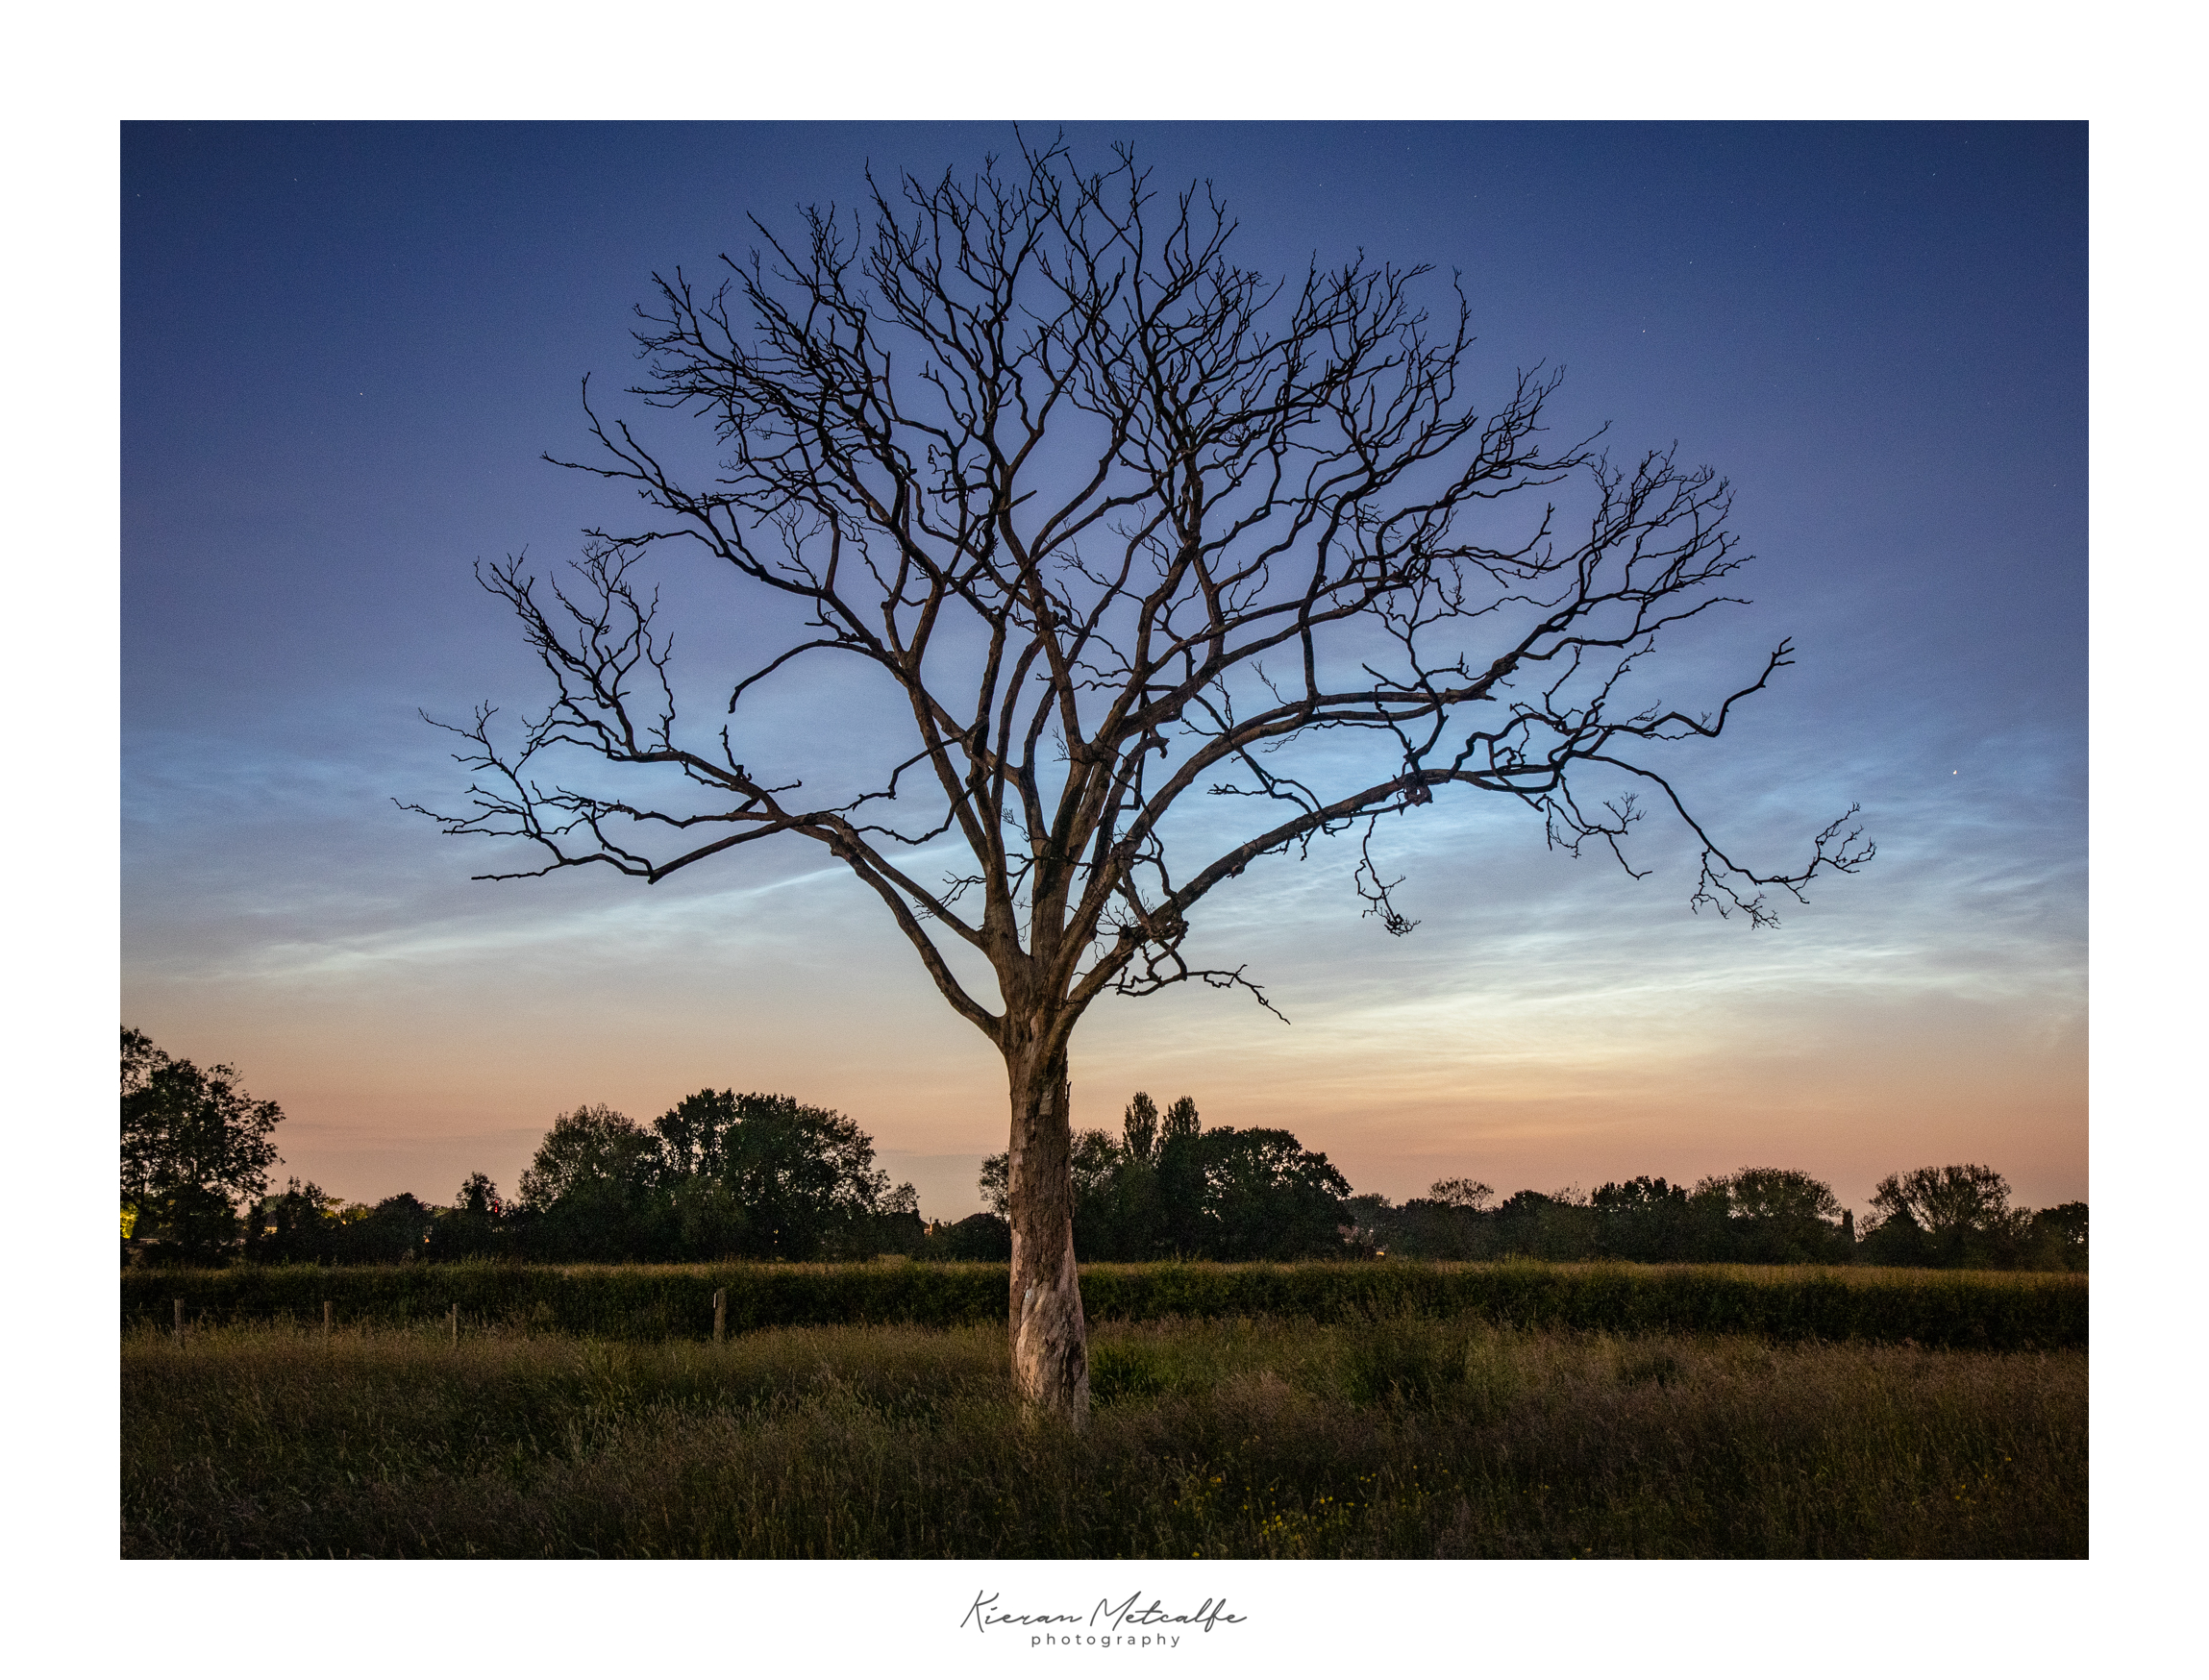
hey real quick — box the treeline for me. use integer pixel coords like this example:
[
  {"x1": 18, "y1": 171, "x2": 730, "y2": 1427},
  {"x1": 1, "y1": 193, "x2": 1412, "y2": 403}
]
[
  {"x1": 240, "y1": 1093, "x2": 930, "y2": 1267},
  {"x1": 120, "y1": 1024, "x2": 956, "y2": 1268},
  {"x1": 996, "y1": 1096, "x2": 2085, "y2": 1272},
  {"x1": 123, "y1": 1028, "x2": 2083, "y2": 1273},
  {"x1": 1347, "y1": 1166, "x2": 2085, "y2": 1272}
]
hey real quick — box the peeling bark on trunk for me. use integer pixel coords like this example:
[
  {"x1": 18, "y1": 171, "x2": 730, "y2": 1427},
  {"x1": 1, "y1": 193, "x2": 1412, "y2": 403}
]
[{"x1": 1005, "y1": 1049, "x2": 1087, "y2": 1426}]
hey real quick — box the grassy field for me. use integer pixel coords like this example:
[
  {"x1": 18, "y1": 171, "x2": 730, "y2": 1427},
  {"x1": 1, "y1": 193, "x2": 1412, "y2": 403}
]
[{"x1": 122, "y1": 1311, "x2": 2084, "y2": 1558}]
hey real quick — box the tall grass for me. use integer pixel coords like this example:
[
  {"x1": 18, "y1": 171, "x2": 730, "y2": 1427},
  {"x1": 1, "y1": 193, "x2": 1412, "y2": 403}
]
[{"x1": 123, "y1": 1315, "x2": 2083, "y2": 1558}]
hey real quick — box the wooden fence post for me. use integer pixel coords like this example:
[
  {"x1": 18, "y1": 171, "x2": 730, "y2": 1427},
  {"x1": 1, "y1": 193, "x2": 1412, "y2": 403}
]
[
  {"x1": 323, "y1": 1300, "x2": 332, "y2": 1343},
  {"x1": 449, "y1": 1302, "x2": 459, "y2": 1346},
  {"x1": 713, "y1": 1287, "x2": 727, "y2": 1344},
  {"x1": 173, "y1": 1298, "x2": 184, "y2": 1344}
]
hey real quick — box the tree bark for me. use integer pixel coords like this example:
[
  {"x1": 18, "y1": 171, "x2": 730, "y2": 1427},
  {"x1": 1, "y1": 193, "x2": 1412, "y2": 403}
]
[{"x1": 1005, "y1": 1046, "x2": 1088, "y2": 1426}]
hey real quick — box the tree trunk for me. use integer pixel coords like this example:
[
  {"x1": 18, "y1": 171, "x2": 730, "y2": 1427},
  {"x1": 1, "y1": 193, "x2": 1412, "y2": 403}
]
[{"x1": 1005, "y1": 1047, "x2": 1088, "y2": 1426}]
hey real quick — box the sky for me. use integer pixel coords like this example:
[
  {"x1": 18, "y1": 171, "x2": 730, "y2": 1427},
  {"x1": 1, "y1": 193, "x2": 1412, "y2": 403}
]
[{"x1": 120, "y1": 121, "x2": 2087, "y2": 1222}]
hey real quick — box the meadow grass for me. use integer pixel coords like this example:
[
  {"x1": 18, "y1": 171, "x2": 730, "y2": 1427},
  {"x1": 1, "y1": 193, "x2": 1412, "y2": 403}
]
[{"x1": 122, "y1": 1314, "x2": 2083, "y2": 1558}]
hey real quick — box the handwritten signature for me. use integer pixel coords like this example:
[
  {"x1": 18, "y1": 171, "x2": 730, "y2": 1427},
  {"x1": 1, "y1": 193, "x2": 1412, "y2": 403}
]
[{"x1": 962, "y1": 1589, "x2": 1247, "y2": 1638}]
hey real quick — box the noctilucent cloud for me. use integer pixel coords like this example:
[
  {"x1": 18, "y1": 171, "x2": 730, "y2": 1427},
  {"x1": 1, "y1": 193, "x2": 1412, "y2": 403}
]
[{"x1": 123, "y1": 122, "x2": 2085, "y2": 1222}]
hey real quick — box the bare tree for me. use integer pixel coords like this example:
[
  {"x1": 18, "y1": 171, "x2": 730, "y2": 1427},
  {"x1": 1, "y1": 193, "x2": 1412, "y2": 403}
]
[{"x1": 409, "y1": 137, "x2": 1871, "y2": 1423}]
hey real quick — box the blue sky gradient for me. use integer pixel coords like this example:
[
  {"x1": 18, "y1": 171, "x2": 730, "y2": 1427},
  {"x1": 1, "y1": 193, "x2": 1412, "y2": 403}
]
[{"x1": 122, "y1": 122, "x2": 2085, "y2": 1219}]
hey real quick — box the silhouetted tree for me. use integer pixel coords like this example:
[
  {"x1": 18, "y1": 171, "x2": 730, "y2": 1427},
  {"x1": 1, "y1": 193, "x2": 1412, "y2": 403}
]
[
  {"x1": 1590, "y1": 1175, "x2": 1699, "y2": 1262},
  {"x1": 1340, "y1": 1192, "x2": 1392, "y2": 1256},
  {"x1": 429, "y1": 1172, "x2": 507, "y2": 1259},
  {"x1": 1003, "y1": 1098, "x2": 1350, "y2": 1260},
  {"x1": 1712, "y1": 1166, "x2": 1848, "y2": 1264},
  {"x1": 1160, "y1": 1098, "x2": 1202, "y2": 1149},
  {"x1": 695, "y1": 1091, "x2": 901, "y2": 1259},
  {"x1": 516, "y1": 1104, "x2": 667, "y2": 1260},
  {"x1": 509, "y1": 1090, "x2": 913, "y2": 1260},
  {"x1": 1066, "y1": 1126, "x2": 1132, "y2": 1254},
  {"x1": 2025, "y1": 1200, "x2": 2087, "y2": 1272},
  {"x1": 1430, "y1": 1177, "x2": 1494, "y2": 1211},
  {"x1": 930, "y1": 1211, "x2": 1012, "y2": 1261},
  {"x1": 339, "y1": 1193, "x2": 439, "y2": 1264},
  {"x1": 412, "y1": 138, "x2": 1872, "y2": 1421},
  {"x1": 1154, "y1": 1102, "x2": 1212, "y2": 1257},
  {"x1": 1855, "y1": 1203, "x2": 1927, "y2": 1267},
  {"x1": 243, "y1": 1176, "x2": 340, "y2": 1265},
  {"x1": 1369, "y1": 1178, "x2": 1504, "y2": 1258},
  {"x1": 871, "y1": 1178, "x2": 929, "y2": 1256},
  {"x1": 1863, "y1": 1163, "x2": 2025, "y2": 1268},
  {"x1": 1121, "y1": 1092, "x2": 1160, "y2": 1166},
  {"x1": 1184, "y1": 1127, "x2": 1353, "y2": 1259},
  {"x1": 121, "y1": 1026, "x2": 284, "y2": 1263},
  {"x1": 1489, "y1": 1188, "x2": 1599, "y2": 1260}
]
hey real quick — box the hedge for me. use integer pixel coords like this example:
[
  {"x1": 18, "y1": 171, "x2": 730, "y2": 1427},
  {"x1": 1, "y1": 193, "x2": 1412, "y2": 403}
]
[{"x1": 123, "y1": 1258, "x2": 2085, "y2": 1349}]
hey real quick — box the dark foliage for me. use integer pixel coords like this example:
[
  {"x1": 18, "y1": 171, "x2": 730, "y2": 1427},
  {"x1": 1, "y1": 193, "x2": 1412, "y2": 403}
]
[
  {"x1": 924, "y1": 1213, "x2": 1012, "y2": 1262},
  {"x1": 1369, "y1": 1167, "x2": 1860, "y2": 1267},
  {"x1": 1857, "y1": 1164, "x2": 2071, "y2": 1271},
  {"x1": 511, "y1": 1103, "x2": 666, "y2": 1260},
  {"x1": 1173, "y1": 1127, "x2": 1354, "y2": 1260},
  {"x1": 431, "y1": 1174, "x2": 508, "y2": 1260},
  {"x1": 245, "y1": 1179, "x2": 499, "y2": 1267},
  {"x1": 242, "y1": 1178, "x2": 339, "y2": 1265},
  {"x1": 982, "y1": 1100, "x2": 1353, "y2": 1261},
  {"x1": 348, "y1": 1195, "x2": 439, "y2": 1264},
  {"x1": 122, "y1": 1258, "x2": 2088, "y2": 1350},
  {"x1": 1590, "y1": 1176, "x2": 1713, "y2": 1262},
  {"x1": 213, "y1": 1090, "x2": 925, "y2": 1270},
  {"x1": 495, "y1": 1091, "x2": 918, "y2": 1263},
  {"x1": 1120, "y1": 1092, "x2": 1159, "y2": 1166},
  {"x1": 170, "y1": 1062, "x2": 2081, "y2": 1280},
  {"x1": 2026, "y1": 1201, "x2": 2088, "y2": 1272},
  {"x1": 1717, "y1": 1168, "x2": 1848, "y2": 1264},
  {"x1": 122, "y1": 1027, "x2": 283, "y2": 1263}
]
